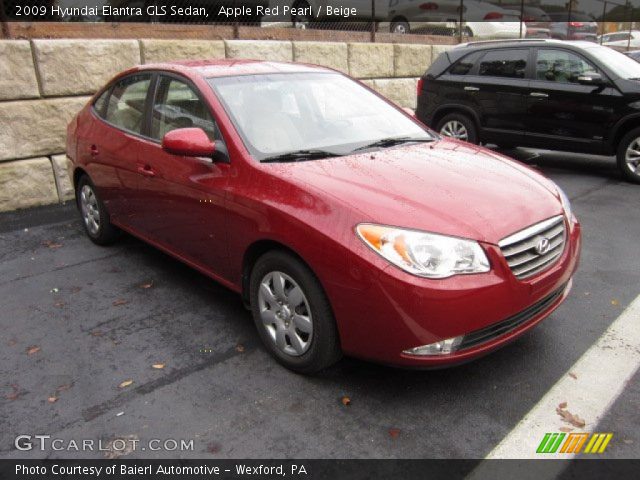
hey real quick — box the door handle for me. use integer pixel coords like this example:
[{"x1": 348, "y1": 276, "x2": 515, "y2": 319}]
[
  {"x1": 464, "y1": 86, "x2": 480, "y2": 91},
  {"x1": 137, "y1": 165, "x2": 156, "y2": 177},
  {"x1": 530, "y1": 92, "x2": 549, "y2": 98},
  {"x1": 89, "y1": 145, "x2": 99, "y2": 156}
]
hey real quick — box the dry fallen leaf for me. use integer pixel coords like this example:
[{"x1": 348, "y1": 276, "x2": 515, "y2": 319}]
[
  {"x1": 103, "y1": 435, "x2": 138, "y2": 459},
  {"x1": 207, "y1": 442, "x2": 222, "y2": 454},
  {"x1": 56, "y1": 383, "x2": 73, "y2": 393},
  {"x1": 26, "y1": 345, "x2": 41, "y2": 355},
  {"x1": 152, "y1": 363, "x2": 165, "y2": 370},
  {"x1": 112, "y1": 299, "x2": 128, "y2": 306},
  {"x1": 118, "y1": 379, "x2": 133, "y2": 389},
  {"x1": 559, "y1": 427, "x2": 573, "y2": 433},
  {"x1": 558, "y1": 401, "x2": 568, "y2": 409},
  {"x1": 556, "y1": 406, "x2": 586, "y2": 428},
  {"x1": 5, "y1": 384, "x2": 20, "y2": 401},
  {"x1": 235, "y1": 344, "x2": 245, "y2": 353},
  {"x1": 341, "y1": 396, "x2": 351, "y2": 406},
  {"x1": 389, "y1": 428, "x2": 401, "y2": 439},
  {"x1": 90, "y1": 330, "x2": 103, "y2": 337},
  {"x1": 139, "y1": 282, "x2": 154, "y2": 289},
  {"x1": 42, "y1": 240, "x2": 63, "y2": 249},
  {"x1": 54, "y1": 301, "x2": 65, "y2": 308},
  {"x1": 569, "y1": 372, "x2": 578, "y2": 380},
  {"x1": 47, "y1": 396, "x2": 58, "y2": 403},
  {"x1": 611, "y1": 299, "x2": 620, "y2": 306}
]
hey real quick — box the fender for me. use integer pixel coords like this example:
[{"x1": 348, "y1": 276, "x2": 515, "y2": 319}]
[
  {"x1": 608, "y1": 113, "x2": 640, "y2": 151},
  {"x1": 432, "y1": 103, "x2": 482, "y2": 131}
]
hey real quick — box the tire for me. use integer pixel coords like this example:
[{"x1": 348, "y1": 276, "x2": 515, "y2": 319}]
[
  {"x1": 616, "y1": 127, "x2": 640, "y2": 184},
  {"x1": 390, "y1": 20, "x2": 410, "y2": 34},
  {"x1": 249, "y1": 250, "x2": 341, "y2": 374},
  {"x1": 76, "y1": 175, "x2": 120, "y2": 245},
  {"x1": 436, "y1": 112, "x2": 478, "y2": 144}
]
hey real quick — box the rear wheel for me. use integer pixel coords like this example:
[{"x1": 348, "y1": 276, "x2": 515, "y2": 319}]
[
  {"x1": 617, "y1": 127, "x2": 640, "y2": 184},
  {"x1": 436, "y1": 113, "x2": 478, "y2": 144},
  {"x1": 76, "y1": 175, "x2": 120, "y2": 245},
  {"x1": 249, "y1": 250, "x2": 341, "y2": 374}
]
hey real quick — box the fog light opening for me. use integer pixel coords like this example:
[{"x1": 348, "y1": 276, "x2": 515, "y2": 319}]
[{"x1": 403, "y1": 336, "x2": 464, "y2": 356}]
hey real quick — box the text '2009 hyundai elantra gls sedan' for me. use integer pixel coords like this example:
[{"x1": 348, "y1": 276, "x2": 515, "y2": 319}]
[{"x1": 66, "y1": 59, "x2": 581, "y2": 373}]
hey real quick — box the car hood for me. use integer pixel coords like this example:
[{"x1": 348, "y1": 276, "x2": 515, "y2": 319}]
[{"x1": 266, "y1": 139, "x2": 562, "y2": 245}]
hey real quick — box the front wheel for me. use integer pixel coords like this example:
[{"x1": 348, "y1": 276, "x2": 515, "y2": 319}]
[
  {"x1": 436, "y1": 113, "x2": 478, "y2": 144},
  {"x1": 390, "y1": 20, "x2": 410, "y2": 34},
  {"x1": 617, "y1": 127, "x2": 640, "y2": 184},
  {"x1": 249, "y1": 251, "x2": 341, "y2": 374}
]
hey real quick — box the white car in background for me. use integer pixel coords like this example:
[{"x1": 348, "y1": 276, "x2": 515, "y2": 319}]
[
  {"x1": 598, "y1": 30, "x2": 640, "y2": 48},
  {"x1": 462, "y1": 0, "x2": 524, "y2": 39},
  {"x1": 382, "y1": 0, "x2": 524, "y2": 38}
]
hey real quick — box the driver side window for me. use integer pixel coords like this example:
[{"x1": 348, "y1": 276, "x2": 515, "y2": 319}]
[
  {"x1": 151, "y1": 76, "x2": 219, "y2": 142},
  {"x1": 536, "y1": 49, "x2": 598, "y2": 84}
]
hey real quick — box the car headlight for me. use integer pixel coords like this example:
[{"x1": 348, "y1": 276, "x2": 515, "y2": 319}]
[
  {"x1": 356, "y1": 224, "x2": 490, "y2": 279},
  {"x1": 556, "y1": 185, "x2": 572, "y2": 220}
]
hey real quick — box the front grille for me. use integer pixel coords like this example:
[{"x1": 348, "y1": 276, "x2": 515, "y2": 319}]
[
  {"x1": 457, "y1": 284, "x2": 566, "y2": 351},
  {"x1": 499, "y1": 215, "x2": 566, "y2": 280}
]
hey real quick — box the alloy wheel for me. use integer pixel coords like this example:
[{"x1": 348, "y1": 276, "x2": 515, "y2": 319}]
[
  {"x1": 440, "y1": 120, "x2": 469, "y2": 141},
  {"x1": 80, "y1": 184, "x2": 100, "y2": 235},
  {"x1": 625, "y1": 137, "x2": 640, "y2": 175},
  {"x1": 258, "y1": 271, "x2": 313, "y2": 357}
]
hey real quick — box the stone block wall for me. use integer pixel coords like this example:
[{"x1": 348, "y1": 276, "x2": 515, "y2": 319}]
[{"x1": 0, "y1": 38, "x2": 451, "y2": 213}]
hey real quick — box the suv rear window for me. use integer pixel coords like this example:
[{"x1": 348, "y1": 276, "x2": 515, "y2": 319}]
[{"x1": 478, "y1": 49, "x2": 528, "y2": 79}]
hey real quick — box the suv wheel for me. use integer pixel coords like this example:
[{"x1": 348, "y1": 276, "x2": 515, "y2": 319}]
[
  {"x1": 249, "y1": 251, "x2": 342, "y2": 374},
  {"x1": 617, "y1": 127, "x2": 640, "y2": 184},
  {"x1": 436, "y1": 113, "x2": 478, "y2": 144},
  {"x1": 77, "y1": 175, "x2": 120, "y2": 245},
  {"x1": 390, "y1": 20, "x2": 409, "y2": 34}
]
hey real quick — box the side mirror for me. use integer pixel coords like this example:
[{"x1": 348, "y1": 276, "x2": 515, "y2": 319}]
[
  {"x1": 577, "y1": 72, "x2": 605, "y2": 86},
  {"x1": 162, "y1": 128, "x2": 215, "y2": 157}
]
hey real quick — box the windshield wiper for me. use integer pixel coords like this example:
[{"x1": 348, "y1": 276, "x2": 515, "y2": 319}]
[
  {"x1": 350, "y1": 136, "x2": 433, "y2": 153},
  {"x1": 261, "y1": 149, "x2": 342, "y2": 163}
]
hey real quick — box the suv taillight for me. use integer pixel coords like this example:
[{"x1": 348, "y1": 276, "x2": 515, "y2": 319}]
[
  {"x1": 569, "y1": 22, "x2": 584, "y2": 27},
  {"x1": 417, "y1": 78, "x2": 424, "y2": 97}
]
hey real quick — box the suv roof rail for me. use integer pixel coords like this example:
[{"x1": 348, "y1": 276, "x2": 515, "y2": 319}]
[{"x1": 456, "y1": 39, "x2": 560, "y2": 48}]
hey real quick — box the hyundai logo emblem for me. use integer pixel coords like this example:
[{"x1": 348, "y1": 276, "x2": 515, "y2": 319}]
[{"x1": 535, "y1": 237, "x2": 551, "y2": 255}]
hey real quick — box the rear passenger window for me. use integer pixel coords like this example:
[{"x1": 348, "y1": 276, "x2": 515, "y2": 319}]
[
  {"x1": 479, "y1": 49, "x2": 528, "y2": 79},
  {"x1": 449, "y1": 52, "x2": 482, "y2": 75},
  {"x1": 93, "y1": 89, "x2": 109, "y2": 118},
  {"x1": 104, "y1": 74, "x2": 151, "y2": 134},
  {"x1": 150, "y1": 77, "x2": 219, "y2": 141}
]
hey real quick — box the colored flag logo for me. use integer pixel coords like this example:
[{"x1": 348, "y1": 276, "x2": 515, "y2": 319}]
[{"x1": 537, "y1": 432, "x2": 613, "y2": 454}]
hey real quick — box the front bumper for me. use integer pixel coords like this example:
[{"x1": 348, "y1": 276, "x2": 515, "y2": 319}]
[{"x1": 332, "y1": 216, "x2": 581, "y2": 367}]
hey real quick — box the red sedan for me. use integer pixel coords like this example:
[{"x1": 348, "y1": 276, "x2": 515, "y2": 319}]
[{"x1": 66, "y1": 59, "x2": 581, "y2": 373}]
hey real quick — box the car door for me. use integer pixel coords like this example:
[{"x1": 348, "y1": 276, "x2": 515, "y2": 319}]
[
  {"x1": 461, "y1": 48, "x2": 531, "y2": 145},
  {"x1": 76, "y1": 73, "x2": 153, "y2": 221},
  {"x1": 133, "y1": 73, "x2": 232, "y2": 276},
  {"x1": 523, "y1": 47, "x2": 622, "y2": 152}
]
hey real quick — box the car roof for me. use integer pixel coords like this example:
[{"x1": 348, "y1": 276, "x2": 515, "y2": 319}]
[
  {"x1": 135, "y1": 59, "x2": 334, "y2": 78},
  {"x1": 455, "y1": 39, "x2": 601, "y2": 51}
]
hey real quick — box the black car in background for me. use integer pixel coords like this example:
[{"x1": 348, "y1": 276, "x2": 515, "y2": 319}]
[{"x1": 416, "y1": 40, "x2": 640, "y2": 183}]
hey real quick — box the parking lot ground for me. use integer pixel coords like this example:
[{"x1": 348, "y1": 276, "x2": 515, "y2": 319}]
[{"x1": 1, "y1": 150, "x2": 639, "y2": 459}]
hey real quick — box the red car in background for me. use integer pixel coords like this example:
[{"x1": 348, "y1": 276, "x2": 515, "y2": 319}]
[{"x1": 66, "y1": 60, "x2": 581, "y2": 373}]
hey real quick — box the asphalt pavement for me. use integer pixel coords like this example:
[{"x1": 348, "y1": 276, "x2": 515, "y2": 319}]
[{"x1": 0, "y1": 149, "x2": 638, "y2": 459}]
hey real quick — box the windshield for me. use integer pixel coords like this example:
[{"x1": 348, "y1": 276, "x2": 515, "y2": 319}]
[
  {"x1": 207, "y1": 72, "x2": 433, "y2": 161},
  {"x1": 587, "y1": 46, "x2": 640, "y2": 79}
]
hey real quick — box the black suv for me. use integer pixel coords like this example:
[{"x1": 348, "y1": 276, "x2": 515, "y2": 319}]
[{"x1": 416, "y1": 39, "x2": 640, "y2": 183}]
